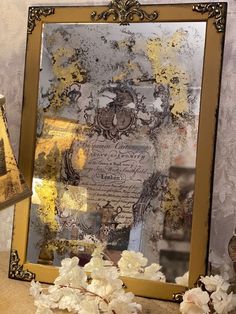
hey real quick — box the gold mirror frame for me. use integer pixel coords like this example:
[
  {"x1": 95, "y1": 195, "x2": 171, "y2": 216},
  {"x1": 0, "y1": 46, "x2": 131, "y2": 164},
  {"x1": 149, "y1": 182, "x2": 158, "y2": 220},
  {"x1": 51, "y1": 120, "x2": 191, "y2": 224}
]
[{"x1": 10, "y1": 1, "x2": 227, "y2": 301}]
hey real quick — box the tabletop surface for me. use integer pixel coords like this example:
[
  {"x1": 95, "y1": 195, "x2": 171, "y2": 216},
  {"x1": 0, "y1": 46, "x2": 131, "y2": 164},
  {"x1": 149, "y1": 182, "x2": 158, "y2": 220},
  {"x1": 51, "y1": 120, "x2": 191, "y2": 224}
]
[{"x1": 0, "y1": 251, "x2": 180, "y2": 314}]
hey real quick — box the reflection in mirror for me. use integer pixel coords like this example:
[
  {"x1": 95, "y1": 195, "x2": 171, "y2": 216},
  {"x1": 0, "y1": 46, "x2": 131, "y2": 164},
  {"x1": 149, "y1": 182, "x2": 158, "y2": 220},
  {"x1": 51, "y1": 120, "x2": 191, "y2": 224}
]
[{"x1": 27, "y1": 22, "x2": 206, "y2": 283}]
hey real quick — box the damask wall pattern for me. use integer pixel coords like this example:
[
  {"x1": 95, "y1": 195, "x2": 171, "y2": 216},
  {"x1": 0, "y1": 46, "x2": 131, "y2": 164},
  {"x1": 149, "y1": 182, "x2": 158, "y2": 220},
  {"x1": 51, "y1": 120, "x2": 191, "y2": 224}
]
[{"x1": 0, "y1": 0, "x2": 235, "y2": 285}]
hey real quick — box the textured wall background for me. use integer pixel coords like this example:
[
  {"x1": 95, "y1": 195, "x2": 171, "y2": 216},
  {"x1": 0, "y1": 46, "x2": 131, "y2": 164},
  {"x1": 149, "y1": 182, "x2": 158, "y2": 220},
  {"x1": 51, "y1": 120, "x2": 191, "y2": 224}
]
[{"x1": 0, "y1": 0, "x2": 235, "y2": 284}]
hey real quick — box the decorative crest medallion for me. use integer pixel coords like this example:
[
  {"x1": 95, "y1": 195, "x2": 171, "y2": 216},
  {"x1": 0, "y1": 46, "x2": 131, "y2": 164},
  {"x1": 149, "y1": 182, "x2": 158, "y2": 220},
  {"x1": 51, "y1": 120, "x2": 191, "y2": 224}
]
[
  {"x1": 84, "y1": 84, "x2": 139, "y2": 141},
  {"x1": 91, "y1": 0, "x2": 158, "y2": 25},
  {"x1": 192, "y1": 3, "x2": 226, "y2": 32},
  {"x1": 9, "y1": 249, "x2": 35, "y2": 281},
  {"x1": 28, "y1": 7, "x2": 55, "y2": 34}
]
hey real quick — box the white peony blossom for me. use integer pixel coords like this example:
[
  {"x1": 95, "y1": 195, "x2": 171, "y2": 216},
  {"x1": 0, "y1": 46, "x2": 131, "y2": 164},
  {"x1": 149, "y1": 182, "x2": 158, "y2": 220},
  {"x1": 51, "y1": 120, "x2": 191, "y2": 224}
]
[
  {"x1": 47, "y1": 285, "x2": 74, "y2": 307},
  {"x1": 98, "y1": 290, "x2": 141, "y2": 314},
  {"x1": 200, "y1": 275, "x2": 230, "y2": 293},
  {"x1": 59, "y1": 256, "x2": 80, "y2": 275},
  {"x1": 88, "y1": 267, "x2": 123, "y2": 299},
  {"x1": 57, "y1": 291, "x2": 81, "y2": 312},
  {"x1": 175, "y1": 272, "x2": 189, "y2": 287},
  {"x1": 30, "y1": 250, "x2": 164, "y2": 314},
  {"x1": 84, "y1": 243, "x2": 113, "y2": 274},
  {"x1": 83, "y1": 256, "x2": 105, "y2": 273},
  {"x1": 29, "y1": 251, "x2": 144, "y2": 314},
  {"x1": 47, "y1": 284, "x2": 61, "y2": 295},
  {"x1": 30, "y1": 280, "x2": 43, "y2": 298},
  {"x1": 118, "y1": 251, "x2": 165, "y2": 281},
  {"x1": 84, "y1": 255, "x2": 113, "y2": 273},
  {"x1": 78, "y1": 298, "x2": 100, "y2": 314},
  {"x1": 180, "y1": 287, "x2": 210, "y2": 314},
  {"x1": 211, "y1": 290, "x2": 235, "y2": 314},
  {"x1": 118, "y1": 250, "x2": 148, "y2": 277},
  {"x1": 143, "y1": 263, "x2": 166, "y2": 282},
  {"x1": 30, "y1": 251, "x2": 236, "y2": 314},
  {"x1": 88, "y1": 279, "x2": 123, "y2": 299},
  {"x1": 34, "y1": 293, "x2": 55, "y2": 312},
  {"x1": 107, "y1": 292, "x2": 142, "y2": 314},
  {"x1": 179, "y1": 275, "x2": 236, "y2": 314},
  {"x1": 91, "y1": 265, "x2": 120, "y2": 281},
  {"x1": 54, "y1": 256, "x2": 87, "y2": 288}
]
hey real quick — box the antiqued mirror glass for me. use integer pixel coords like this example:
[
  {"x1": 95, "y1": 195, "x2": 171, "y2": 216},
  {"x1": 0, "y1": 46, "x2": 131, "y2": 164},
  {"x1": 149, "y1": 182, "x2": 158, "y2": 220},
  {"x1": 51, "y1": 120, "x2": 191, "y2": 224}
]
[
  {"x1": 27, "y1": 22, "x2": 206, "y2": 283},
  {"x1": 10, "y1": 2, "x2": 227, "y2": 301}
]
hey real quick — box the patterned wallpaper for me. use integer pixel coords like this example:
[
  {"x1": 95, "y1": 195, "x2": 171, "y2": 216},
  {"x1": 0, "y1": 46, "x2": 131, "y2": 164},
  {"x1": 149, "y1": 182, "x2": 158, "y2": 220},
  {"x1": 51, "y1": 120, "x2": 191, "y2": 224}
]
[{"x1": 0, "y1": 0, "x2": 235, "y2": 285}]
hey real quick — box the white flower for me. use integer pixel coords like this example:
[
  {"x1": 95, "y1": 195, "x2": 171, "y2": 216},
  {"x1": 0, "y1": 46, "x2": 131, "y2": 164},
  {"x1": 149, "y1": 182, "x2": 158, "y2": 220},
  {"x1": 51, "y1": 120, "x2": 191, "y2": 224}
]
[
  {"x1": 30, "y1": 280, "x2": 43, "y2": 298},
  {"x1": 47, "y1": 284, "x2": 61, "y2": 295},
  {"x1": 107, "y1": 292, "x2": 142, "y2": 314},
  {"x1": 88, "y1": 279, "x2": 123, "y2": 298},
  {"x1": 118, "y1": 251, "x2": 147, "y2": 277},
  {"x1": 118, "y1": 252, "x2": 165, "y2": 281},
  {"x1": 91, "y1": 265, "x2": 120, "y2": 281},
  {"x1": 78, "y1": 297, "x2": 100, "y2": 314},
  {"x1": 99, "y1": 290, "x2": 141, "y2": 314},
  {"x1": 211, "y1": 290, "x2": 235, "y2": 314},
  {"x1": 29, "y1": 252, "x2": 142, "y2": 314},
  {"x1": 57, "y1": 290, "x2": 82, "y2": 312},
  {"x1": 84, "y1": 243, "x2": 113, "y2": 273},
  {"x1": 47, "y1": 285, "x2": 82, "y2": 308},
  {"x1": 84, "y1": 256, "x2": 104, "y2": 272},
  {"x1": 59, "y1": 256, "x2": 80, "y2": 275},
  {"x1": 175, "y1": 272, "x2": 189, "y2": 287},
  {"x1": 54, "y1": 256, "x2": 87, "y2": 288},
  {"x1": 88, "y1": 266, "x2": 123, "y2": 298},
  {"x1": 143, "y1": 263, "x2": 166, "y2": 282},
  {"x1": 180, "y1": 287, "x2": 210, "y2": 314},
  {"x1": 200, "y1": 275, "x2": 230, "y2": 293},
  {"x1": 34, "y1": 293, "x2": 55, "y2": 312},
  {"x1": 84, "y1": 256, "x2": 112, "y2": 273}
]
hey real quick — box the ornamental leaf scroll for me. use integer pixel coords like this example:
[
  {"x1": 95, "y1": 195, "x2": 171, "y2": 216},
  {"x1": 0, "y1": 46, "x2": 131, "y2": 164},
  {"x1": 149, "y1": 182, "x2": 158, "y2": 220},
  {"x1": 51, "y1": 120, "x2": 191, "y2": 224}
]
[
  {"x1": 9, "y1": 249, "x2": 35, "y2": 281},
  {"x1": 28, "y1": 7, "x2": 55, "y2": 34},
  {"x1": 91, "y1": 0, "x2": 158, "y2": 25},
  {"x1": 193, "y1": 2, "x2": 226, "y2": 33}
]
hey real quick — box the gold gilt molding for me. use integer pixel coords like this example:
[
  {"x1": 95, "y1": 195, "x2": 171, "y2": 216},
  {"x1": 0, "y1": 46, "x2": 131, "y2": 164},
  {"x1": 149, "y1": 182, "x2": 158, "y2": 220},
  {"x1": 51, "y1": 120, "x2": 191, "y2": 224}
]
[
  {"x1": 28, "y1": 7, "x2": 55, "y2": 34},
  {"x1": 193, "y1": 2, "x2": 227, "y2": 33},
  {"x1": 91, "y1": 0, "x2": 158, "y2": 25},
  {"x1": 9, "y1": 249, "x2": 35, "y2": 281}
]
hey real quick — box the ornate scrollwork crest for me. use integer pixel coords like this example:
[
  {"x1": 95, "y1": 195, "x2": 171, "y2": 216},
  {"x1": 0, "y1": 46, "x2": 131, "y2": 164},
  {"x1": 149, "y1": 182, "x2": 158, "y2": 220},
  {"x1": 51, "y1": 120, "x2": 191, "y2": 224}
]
[
  {"x1": 192, "y1": 3, "x2": 226, "y2": 33},
  {"x1": 9, "y1": 249, "x2": 35, "y2": 281},
  {"x1": 91, "y1": 0, "x2": 158, "y2": 25},
  {"x1": 28, "y1": 7, "x2": 55, "y2": 34},
  {"x1": 84, "y1": 84, "x2": 139, "y2": 141}
]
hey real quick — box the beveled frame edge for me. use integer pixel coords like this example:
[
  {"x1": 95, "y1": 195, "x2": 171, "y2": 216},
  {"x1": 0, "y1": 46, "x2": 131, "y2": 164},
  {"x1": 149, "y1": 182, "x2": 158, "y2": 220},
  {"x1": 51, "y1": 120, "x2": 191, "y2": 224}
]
[{"x1": 10, "y1": 3, "x2": 227, "y2": 301}]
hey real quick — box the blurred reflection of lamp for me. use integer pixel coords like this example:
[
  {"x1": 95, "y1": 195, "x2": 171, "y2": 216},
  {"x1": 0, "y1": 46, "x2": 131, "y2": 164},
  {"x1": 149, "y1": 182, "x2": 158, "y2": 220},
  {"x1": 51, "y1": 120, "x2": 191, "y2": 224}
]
[{"x1": 0, "y1": 94, "x2": 31, "y2": 210}]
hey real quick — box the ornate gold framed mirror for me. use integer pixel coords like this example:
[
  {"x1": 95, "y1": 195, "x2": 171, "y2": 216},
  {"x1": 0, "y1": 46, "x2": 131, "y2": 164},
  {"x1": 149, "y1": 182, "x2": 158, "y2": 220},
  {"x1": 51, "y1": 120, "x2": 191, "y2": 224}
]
[{"x1": 10, "y1": 1, "x2": 227, "y2": 301}]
